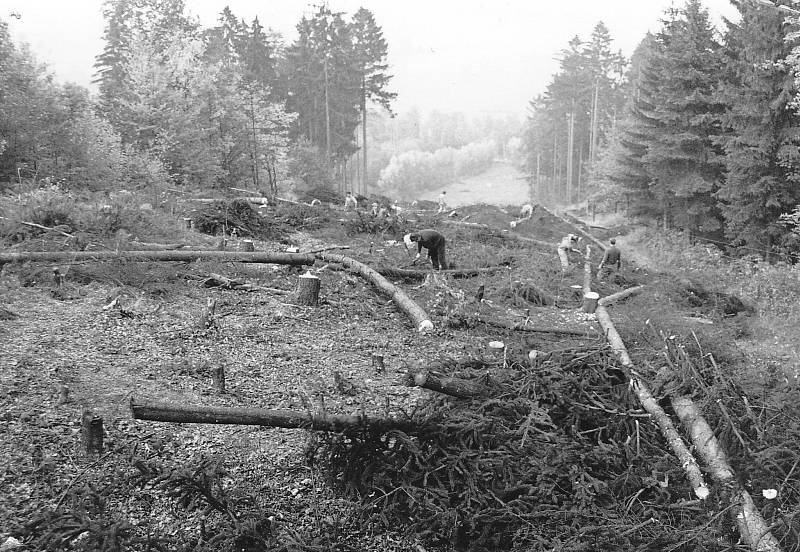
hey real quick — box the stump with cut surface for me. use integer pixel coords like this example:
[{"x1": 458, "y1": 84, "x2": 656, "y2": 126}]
[
  {"x1": 582, "y1": 291, "x2": 599, "y2": 314},
  {"x1": 240, "y1": 239, "x2": 254, "y2": 252},
  {"x1": 292, "y1": 271, "x2": 320, "y2": 306}
]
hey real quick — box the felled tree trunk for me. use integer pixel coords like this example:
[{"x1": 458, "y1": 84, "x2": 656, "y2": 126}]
[
  {"x1": 671, "y1": 396, "x2": 782, "y2": 552},
  {"x1": 594, "y1": 305, "x2": 710, "y2": 500},
  {"x1": 377, "y1": 266, "x2": 505, "y2": 280},
  {"x1": 130, "y1": 398, "x2": 422, "y2": 434},
  {"x1": 316, "y1": 252, "x2": 433, "y2": 332},
  {"x1": 405, "y1": 364, "x2": 490, "y2": 398},
  {"x1": 449, "y1": 313, "x2": 597, "y2": 336},
  {"x1": 292, "y1": 271, "x2": 320, "y2": 306},
  {"x1": 598, "y1": 286, "x2": 645, "y2": 307},
  {"x1": 0, "y1": 250, "x2": 315, "y2": 267}
]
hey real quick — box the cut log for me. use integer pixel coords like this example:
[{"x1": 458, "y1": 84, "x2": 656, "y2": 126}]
[
  {"x1": 405, "y1": 365, "x2": 490, "y2": 398},
  {"x1": 377, "y1": 266, "x2": 506, "y2": 280},
  {"x1": 598, "y1": 285, "x2": 645, "y2": 307},
  {"x1": 595, "y1": 305, "x2": 709, "y2": 499},
  {"x1": 81, "y1": 411, "x2": 104, "y2": 456},
  {"x1": 0, "y1": 250, "x2": 315, "y2": 267},
  {"x1": 292, "y1": 271, "x2": 320, "y2": 306},
  {"x1": 671, "y1": 396, "x2": 782, "y2": 552},
  {"x1": 130, "y1": 398, "x2": 422, "y2": 434},
  {"x1": 316, "y1": 252, "x2": 433, "y2": 332},
  {"x1": 448, "y1": 313, "x2": 598, "y2": 336},
  {"x1": 539, "y1": 206, "x2": 607, "y2": 251}
]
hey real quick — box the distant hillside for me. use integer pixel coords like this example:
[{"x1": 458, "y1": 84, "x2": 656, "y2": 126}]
[{"x1": 417, "y1": 162, "x2": 529, "y2": 207}]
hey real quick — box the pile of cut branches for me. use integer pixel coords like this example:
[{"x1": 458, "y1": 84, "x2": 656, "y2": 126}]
[
  {"x1": 192, "y1": 199, "x2": 281, "y2": 239},
  {"x1": 316, "y1": 346, "x2": 726, "y2": 550}
]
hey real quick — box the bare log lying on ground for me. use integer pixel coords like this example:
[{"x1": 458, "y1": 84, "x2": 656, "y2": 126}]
[
  {"x1": 377, "y1": 266, "x2": 506, "y2": 280},
  {"x1": 405, "y1": 364, "x2": 491, "y2": 398},
  {"x1": 594, "y1": 305, "x2": 709, "y2": 499},
  {"x1": 598, "y1": 286, "x2": 645, "y2": 307},
  {"x1": 0, "y1": 250, "x2": 315, "y2": 267},
  {"x1": 130, "y1": 398, "x2": 421, "y2": 434},
  {"x1": 447, "y1": 313, "x2": 598, "y2": 336},
  {"x1": 596, "y1": 305, "x2": 782, "y2": 550},
  {"x1": 539, "y1": 206, "x2": 607, "y2": 251},
  {"x1": 671, "y1": 396, "x2": 782, "y2": 552},
  {"x1": 316, "y1": 252, "x2": 433, "y2": 332},
  {"x1": 201, "y1": 273, "x2": 289, "y2": 294}
]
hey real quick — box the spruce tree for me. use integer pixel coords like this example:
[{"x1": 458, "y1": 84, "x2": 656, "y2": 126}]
[{"x1": 717, "y1": 0, "x2": 800, "y2": 252}]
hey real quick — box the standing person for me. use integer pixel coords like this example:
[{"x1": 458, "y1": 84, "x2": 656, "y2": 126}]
[
  {"x1": 520, "y1": 204, "x2": 534, "y2": 219},
  {"x1": 436, "y1": 191, "x2": 447, "y2": 214},
  {"x1": 597, "y1": 238, "x2": 622, "y2": 279},
  {"x1": 404, "y1": 229, "x2": 448, "y2": 270},
  {"x1": 344, "y1": 191, "x2": 358, "y2": 211},
  {"x1": 557, "y1": 234, "x2": 582, "y2": 271}
]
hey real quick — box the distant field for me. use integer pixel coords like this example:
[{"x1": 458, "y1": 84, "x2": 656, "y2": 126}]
[{"x1": 417, "y1": 162, "x2": 530, "y2": 207}]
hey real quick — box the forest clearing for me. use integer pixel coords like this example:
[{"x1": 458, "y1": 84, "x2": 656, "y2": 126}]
[
  {"x1": 5, "y1": 0, "x2": 800, "y2": 550},
  {"x1": 1, "y1": 190, "x2": 799, "y2": 551}
]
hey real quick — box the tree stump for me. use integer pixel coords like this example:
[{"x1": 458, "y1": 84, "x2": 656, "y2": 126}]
[
  {"x1": 81, "y1": 410, "x2": 103, "y2": 456},
  {"x1": 212, "y1": 365, "x2": 226, "y2": 394},
  {"x1": 183, "y1": 218, "x2": 192, "y2": 230},
  {"x1": 372, "y1": 353, "x2": 385, "y2": 374},
  {"x1": 582, "y1": 291, "x2": 600, "y2": 314},
  {"x1": 240, "y1": 239, "x2": 254, "y2": 252},
  {"x1": 293, "y1": 271, "x2": 320, "y2": 306}
]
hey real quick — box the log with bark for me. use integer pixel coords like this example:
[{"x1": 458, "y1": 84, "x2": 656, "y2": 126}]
[
  {"x1": 539, "y1": 206, "x2": 607, "y2": 251},
  {"x1": 130, "y1": 398, "x2": 422, "y2": 434},
  {"x1": 316, "y1": 252, "x2": 433, "y2": 332},
  {"x1": 594, "y1": 305, "x2": 709, "y2": 499},
  {"x1": 376, "y1": 266, "x2": 506, "y2": 280},
  {"x1": 447, "y1": 313, "x2": 599, "y2": 336},
  {"x1": 405, "y1": 364, "x2": 491, "y2": 398},
  {"x1": 595, "y1": 305, "x2": 782, "y2": 551},
  {"x1": 598, "y1": 285, "x2": 645, "y2": 307},
  {"x1": 0, "y1": 250, "x2": 315, "y2": 267}
]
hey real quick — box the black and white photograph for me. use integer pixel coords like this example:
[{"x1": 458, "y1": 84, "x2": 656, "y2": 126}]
[{"x1": 1, "y1": 0, "x2": 799, "y2": 550}]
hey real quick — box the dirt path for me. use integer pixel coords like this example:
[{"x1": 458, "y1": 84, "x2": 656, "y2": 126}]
[{"x1": 417, "y1": 161, "x2": 529, "y2": 207}]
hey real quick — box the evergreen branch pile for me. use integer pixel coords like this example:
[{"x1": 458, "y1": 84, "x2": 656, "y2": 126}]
[{"x1": 318, "y1": 346, "x2": 724, "y2": 550}]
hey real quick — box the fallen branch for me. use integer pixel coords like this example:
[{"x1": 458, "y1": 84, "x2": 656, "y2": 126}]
[
  {"x1": 306, "y1": 245, "x2": 350, "y2": 254},
  {"x1": 405, "y1": 365, "x2": 491, "y2": 398},
  {"x1": 594, "y1": 305, "x2": 710, "y2": 500},
  {"x1": 201, "y1": 273, "x2": 289, "y2": 294},
  {"x1": 0, "y1": 250, "x2": 315, "y2": 267},
  {"x1": 377, "y1": 266, "x2": 506, "y2": 280},
  {"x1": 539, "y1": 206, "x2": 607, "y2": 251},
  {"x1": 130, "y1": 398, "x2": 421, "y2": 434},
  {"x1": 316, "y1": 252, "x2": 433, "y2": 332},
  {"x1": 598, "y1": 286, "x2": 645, "y2": 307}
]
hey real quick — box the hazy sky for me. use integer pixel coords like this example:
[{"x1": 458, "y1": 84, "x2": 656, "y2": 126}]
[{"x1": 5, "y1": 0, "x2": 741, "y2": 118}]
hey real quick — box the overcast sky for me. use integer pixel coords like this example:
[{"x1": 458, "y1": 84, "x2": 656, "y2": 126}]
[{"x1": 5, "y1": 0, "x2": 740, "y2": 118}]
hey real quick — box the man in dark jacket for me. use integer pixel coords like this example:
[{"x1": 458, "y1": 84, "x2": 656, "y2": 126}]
[
  {"x1": 597, "y1": 238, "x2": 621, "y2": 279},
  {"x1": 405, "y1": 229, "x2": 448, "y2": 270}
]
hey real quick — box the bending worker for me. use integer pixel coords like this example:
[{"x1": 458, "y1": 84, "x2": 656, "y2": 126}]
[
  {"x1": 404, "y1": 229, "x2": 448, "y2": 270},
  {"x1": 597, "y1": 238, "x2": 621, "y2": 279},
  {"x1": 557, "y1": 233, "x2": 582, "y2": 271}
]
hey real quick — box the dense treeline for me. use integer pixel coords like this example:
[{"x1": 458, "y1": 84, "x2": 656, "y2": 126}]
[
  {"x1": 0, "y1": 0, "x2": 396, "y2": 198},
  {"x1": 522, "y1": 0, "x2": 800, "y2": 257}
]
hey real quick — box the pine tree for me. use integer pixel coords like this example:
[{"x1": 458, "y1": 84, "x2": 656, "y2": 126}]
[
  {"x1": 350, "y1": 7, "x2": 396, "y2": 194},
  {"x1": 717, "y1": 0, "x2": 800, "y2": 252}
]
